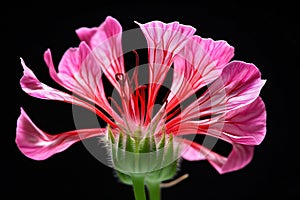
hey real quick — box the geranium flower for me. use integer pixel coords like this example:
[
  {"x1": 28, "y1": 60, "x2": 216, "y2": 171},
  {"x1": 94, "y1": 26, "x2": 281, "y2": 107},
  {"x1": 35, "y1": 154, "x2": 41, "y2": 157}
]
[{"x1": 16, "y1": 16, "x2": 266, "y2": 200}]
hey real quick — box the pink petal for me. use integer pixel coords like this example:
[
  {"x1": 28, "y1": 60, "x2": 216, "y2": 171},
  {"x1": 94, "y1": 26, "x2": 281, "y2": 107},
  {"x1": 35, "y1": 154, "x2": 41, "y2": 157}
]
[
  {"x1": 179, "y1": 139, "x2": 207, "y2": 161},
  {"x1": 20, "y1": 58, "x2": 73, "y2": 101},
  {"x1": 76, "y1": 16, "x2": 124, "y2": 90},
  {"x1": 16, "y1": 108, "x2": 105, "y2": 160},
  {"x1": 220, "y1": 97, "x2": 266, "y2": 145},
  {"x1": 169, "y1": 61, "x2": 266, "y2": 123},
  {"x1": 167, "y1": 119, "x2": 227, "y2": 141},
  {"x1": 57, "y1": 42, "x2": 89, "y2": 77},
  {"x1": 135, "y1": 20, "x2": 196, "y2": 123},
  {"x1": 208, "y1": 61, "x2": 266, "y2": 111},
  {"x1": 180, "y1": 139, "x2": 254, "y2": 174},
  {"x1": 211, "y1": 144, "x2": 254, "y2": 174},
  {"x1": 168, "y1": 97, "x2": 266, "y2": 146},
  {"x1": 76, "y1": 16, "x2": 121, "y2": 49},
  {"x1": 44, "y1": 43, "x2": 119, "y2": 121},
  {"x1": 20, "y1": 58, "x2": 116, "y2": 127},
  {"x1": 167, "y1": 36, "x2": 234, "y2": 112}
]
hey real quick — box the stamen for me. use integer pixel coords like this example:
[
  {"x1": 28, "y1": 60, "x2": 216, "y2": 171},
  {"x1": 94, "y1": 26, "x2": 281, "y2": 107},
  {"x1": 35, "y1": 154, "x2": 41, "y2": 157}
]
[
  {"x1": 160, "y1": 174, "x2": 189, "y2": 188},
  {"x1": 138, "y1": 86, "x2": 147, "y2": 123},
  {"x1": 130, "y1": 49, "x2": 142, "y2": 122},
  {"x1": 115, "y1": 73, "x2": 129, "y2": 115},
  {"x1": 108, "y1": 97, "x2": 124, "y2": 116},
  {"x1": 132, "y1": 49, "x2": 139, "y2": 68}
]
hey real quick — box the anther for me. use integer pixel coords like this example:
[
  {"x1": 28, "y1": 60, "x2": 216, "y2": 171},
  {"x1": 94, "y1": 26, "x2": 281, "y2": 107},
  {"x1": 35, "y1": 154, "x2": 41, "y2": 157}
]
[{"x1": 115, "y1": 73, "x2": 124, "y2": 82}]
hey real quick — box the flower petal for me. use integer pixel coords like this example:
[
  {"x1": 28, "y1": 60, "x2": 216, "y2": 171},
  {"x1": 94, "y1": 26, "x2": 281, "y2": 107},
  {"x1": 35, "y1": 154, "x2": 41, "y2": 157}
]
[
  {"x1": 179, "y1": 139, "x2": 207, "y2": 161},
  {"x1": 44, "y1": 42, "x2": 119, "y2": 121},
  {"x1": 167, "y1": 36, "x2": 234, "y2": 112},
  {"x1": 167, "y1": 97, "x2": 266, "y2": 146},
  {"x1": 76, "y1": 16, "x2": 124, "y2": 90},
  {"x1": 220, "y1": 97, "x2": 266, "y2": 145},
  {"x1": 169, "y1": 61, "x2": 266, "y2": 123},
  {"x1": 136, "y1": 20, "x2": 196, "y2": 123},
  {"x1": 211, "y1": 144, "x2": 254, "y2": 174},
  {"x1": 180, "y1": 139, "x2": 254, "y2": 174},
  {"x1": 16, "y1": 108, "x2": 105, "y2": 160},
  {"x1": 207, "y1": 61, "x2": 266, "y2": 112},
  {"x1": 20, "y1": 58, "x2": 116, "y2": 127}
]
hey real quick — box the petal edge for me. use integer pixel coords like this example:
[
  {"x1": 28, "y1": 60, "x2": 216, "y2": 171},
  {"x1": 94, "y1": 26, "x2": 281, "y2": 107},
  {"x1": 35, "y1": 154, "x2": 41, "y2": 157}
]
[{"x1": 16, "y1": 108, "x2": 105, "y2": 160}]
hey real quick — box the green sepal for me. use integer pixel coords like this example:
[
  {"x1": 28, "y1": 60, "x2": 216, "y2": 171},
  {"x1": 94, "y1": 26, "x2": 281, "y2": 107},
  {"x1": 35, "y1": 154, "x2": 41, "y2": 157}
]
[
  {"x1": 157, "y1": 161, "x2": 178, "y2": 182},
  {"x1": 116, "y1": 170, "x2": 132, "y2": 185},
  {"x1": 118, "y1": 131, "x2": 124, "y2": 149},
  {"x1": 139, "y1": 135, "x2": 151, "y2": 153},
  {"x1": 108, "y1": 125, "x2": 115, "y2": 144},
  {"x1": 126, "y1": 134, "x2": 135, "y2": 153},
  {"x1": 151, "y1": 134, "x2": 157, "y2": 152},
  {"x1": 164, "y1": 134, "x2": 174, "y2": 165},
  {"x1": 157, "y1": 132, "x2": 165, "y2": 149},
  {"x1": 111, "y1": 126, "x2": 179, "y2": 186}
]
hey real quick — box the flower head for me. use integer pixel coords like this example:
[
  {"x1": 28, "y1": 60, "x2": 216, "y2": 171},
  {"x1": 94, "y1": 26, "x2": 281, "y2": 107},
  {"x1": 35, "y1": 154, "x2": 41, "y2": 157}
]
[{"x1": 17, "y1": 16, "x2": 266, "y2": 180}]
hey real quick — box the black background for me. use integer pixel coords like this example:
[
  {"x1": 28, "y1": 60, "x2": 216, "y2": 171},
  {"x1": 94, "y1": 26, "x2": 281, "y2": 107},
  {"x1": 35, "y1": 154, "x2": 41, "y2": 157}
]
[{"x1": 6, "y1": 2, "x2": 294, "y2": 199}]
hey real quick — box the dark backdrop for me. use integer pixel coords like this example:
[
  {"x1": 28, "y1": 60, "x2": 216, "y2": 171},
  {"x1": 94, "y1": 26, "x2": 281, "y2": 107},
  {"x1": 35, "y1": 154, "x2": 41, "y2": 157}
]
[{"x1": 7, "y1": 2, "x2": 293, "y2": 199}]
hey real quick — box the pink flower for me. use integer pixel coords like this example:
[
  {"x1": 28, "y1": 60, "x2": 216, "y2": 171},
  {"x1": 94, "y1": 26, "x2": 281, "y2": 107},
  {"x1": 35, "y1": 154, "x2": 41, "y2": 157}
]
[{"x1": 16, "y1": 16, "x2": 266, "y2": 174}]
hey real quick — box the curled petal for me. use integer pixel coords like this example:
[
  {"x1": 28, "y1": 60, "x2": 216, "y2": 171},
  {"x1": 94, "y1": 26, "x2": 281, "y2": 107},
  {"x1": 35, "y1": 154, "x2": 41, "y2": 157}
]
[
  {"x1": 20, "y1": 58, "x2": 73, "y2": 101},
  {"x1": 180, "y1": 139, "x2": 254, "y2": 174},
  {"x1": 76, "y1": 16, "x2": 124, "y2": 90},
  {"x1": 16, "y1": 108, "x2": 105, "y2": 160},
  {"x1": 212, "y1": 144, "x2": 254, "y2": 174},
  {"x1": 76, "y1": 16, "x2": 122, "y2": 50}
]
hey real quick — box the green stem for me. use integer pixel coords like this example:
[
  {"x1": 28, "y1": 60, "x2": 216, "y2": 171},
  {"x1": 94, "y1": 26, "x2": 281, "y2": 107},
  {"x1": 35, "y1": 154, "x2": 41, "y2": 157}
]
[
  {"x1": 147, "y1": 181, "x2": 161, "y2": 200},
  {"x1": 131, "y1": 174, "x2": 147, "y2": 200}
]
